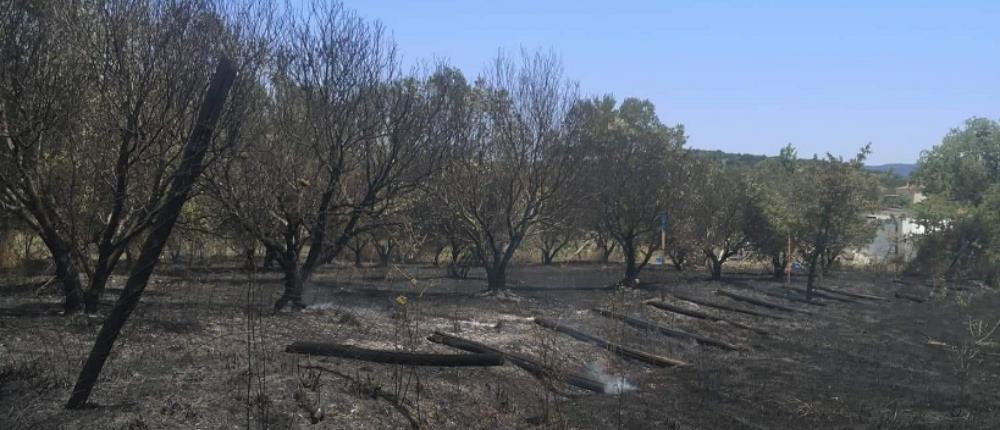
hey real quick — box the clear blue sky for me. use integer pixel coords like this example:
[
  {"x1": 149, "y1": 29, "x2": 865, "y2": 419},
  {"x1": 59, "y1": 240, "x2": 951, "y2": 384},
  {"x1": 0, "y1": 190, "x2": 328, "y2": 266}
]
[{"x1": 342, "y1": 0, "x2": 999, "y2": 164}]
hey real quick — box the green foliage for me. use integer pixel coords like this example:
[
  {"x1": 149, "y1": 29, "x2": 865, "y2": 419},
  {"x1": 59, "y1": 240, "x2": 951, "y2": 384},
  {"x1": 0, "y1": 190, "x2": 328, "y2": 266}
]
[
  {"x1": 914, "y1": 117, "x2": 1000, "y2": 205},
  {"x1": 748, "y1": 144, "x2": 880, "y2": 287},
  {"x1": 689, "y1": 149, "x2": 768, "y2": 169},
  {"x1": 571, "y1": 96, "x2": 685, "y2": 280},
  {"x1": 912, "y1": 118, "x2": 1000, "y2": 284}
]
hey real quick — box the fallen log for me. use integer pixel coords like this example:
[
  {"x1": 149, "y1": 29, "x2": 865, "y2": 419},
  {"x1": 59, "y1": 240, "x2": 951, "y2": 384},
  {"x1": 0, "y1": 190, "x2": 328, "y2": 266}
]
[
  {"x1": 532, "y1": 317, "x2": 687, "y2": 367},
  {"x1": 669, "y1": 293, "x2": 789, "y2": 320},
  {"x1": 285, "y1": 342, "x2": 504, "y2": 366},
  {"x1": 645, "y1": 300, "x2": 769, "y2": 336},
  {"x1": 591, "y1": 309, "x2": 744, "y2": 351},
  {"x1": 813, "y1": 286, "x2": 887, "y2": 301},
  {"x1": 427, "y1": 331, "x2": 606, "y2": 393},
  {"x1": 781, "y1": 286, "x2": 861, "y2": 304},
  {"x1": 763, "y1": 289, "x2": 827, "y2": 306},
  {"x1": 715, "y1": 290, "x2": 811, "y2": 315},
  {"x1": 894, "y1": 292, "x2": 926, "y2": 303}
]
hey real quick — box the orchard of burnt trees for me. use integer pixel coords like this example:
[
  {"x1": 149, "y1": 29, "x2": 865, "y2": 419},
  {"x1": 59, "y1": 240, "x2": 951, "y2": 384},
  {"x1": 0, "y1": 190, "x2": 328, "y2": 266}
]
[{"x1": 1, "y1": 0, "x2": 998, "y2": 415}]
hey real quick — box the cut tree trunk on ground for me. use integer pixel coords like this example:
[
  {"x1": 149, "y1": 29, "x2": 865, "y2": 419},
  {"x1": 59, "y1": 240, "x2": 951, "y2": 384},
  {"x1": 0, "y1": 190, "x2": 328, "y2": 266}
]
[
  {"x1": 427, "y1": 331, "x2": 606, "y2": 393},
  {"x1": 532, "y1": 317, "x2": 687, "y2": 367},
  {"x1": 814, "y1": 286, "x2": 887, "y2": 301},
  {"x1": 763, "y1": 290, "x2": 827, "y2": 307},
  {"x1": 669, "y1": 293, "x2": 790, "y2": 321},
  {"x1": 894, "y1": 292, "x2": 926, "y2": 303},
  {"x1": 715, "y1": 290, "x2": 812, "y2": 315},
  {"x1": 780, "y1": 286, "x2": 861, "y2": 304},
  {"x1": 645, "y1": 300, "x2": 769, "y2": 336},
  {"x1": 285, "y1": 342, "x2": 504, "y2": 366},
  {"x1": 590, "y1": 309, "x2": 744, "y2": 351}
]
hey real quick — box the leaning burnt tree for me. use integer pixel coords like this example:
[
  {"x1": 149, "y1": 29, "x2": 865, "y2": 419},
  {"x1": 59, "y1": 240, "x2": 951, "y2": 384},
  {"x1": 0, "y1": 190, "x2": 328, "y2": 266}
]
[
  {"x1": 431, "y1": 50, "x2": 580, "y2": 293},
  {"x1": 67, "y1": 55, "x2": 238, "y2": 409},
  {"x1": 209, "y1": 3, "x2": 451, "y2": 309}
]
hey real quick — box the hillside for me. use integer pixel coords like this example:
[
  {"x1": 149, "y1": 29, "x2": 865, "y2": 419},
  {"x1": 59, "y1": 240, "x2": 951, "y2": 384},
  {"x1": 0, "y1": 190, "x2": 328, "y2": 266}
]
[{"x1": 863, "y1": 163, "x2": 917, "y2": 178}]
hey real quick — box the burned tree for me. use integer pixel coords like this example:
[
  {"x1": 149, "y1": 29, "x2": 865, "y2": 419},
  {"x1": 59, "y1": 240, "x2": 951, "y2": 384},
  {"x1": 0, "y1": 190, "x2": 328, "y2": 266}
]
[
  {"x1": 431, "y1": 50, "x2": 580, "y2": 292},
  {"x1": 0, "y1": 0, "x2": 247, "y2": 313},
  {"x1": 210, "y1": 2, "x2": 451, "y2": 309},
  {"x1": 66, "y1": 55, "x2": 239, "y2": 408},
  {"x1": 536, "y1": 218, "x2": 579, "y2": 265}
]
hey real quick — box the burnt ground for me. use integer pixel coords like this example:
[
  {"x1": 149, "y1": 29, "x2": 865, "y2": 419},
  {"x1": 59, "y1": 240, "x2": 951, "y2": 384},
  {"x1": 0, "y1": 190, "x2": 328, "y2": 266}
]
[{"x1": 1, "y1": 262, "x2": 999, "y2": 429}]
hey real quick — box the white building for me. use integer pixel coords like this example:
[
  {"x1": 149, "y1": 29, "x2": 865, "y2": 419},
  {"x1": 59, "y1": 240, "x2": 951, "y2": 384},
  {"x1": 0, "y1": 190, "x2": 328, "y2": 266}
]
[{"x1": 859, "y1": 208, "x2": 925, "y2": 263}]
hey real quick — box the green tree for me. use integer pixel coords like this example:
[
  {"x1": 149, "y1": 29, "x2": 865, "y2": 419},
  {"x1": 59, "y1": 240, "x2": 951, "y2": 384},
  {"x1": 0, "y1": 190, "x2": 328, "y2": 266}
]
[
  {"x1": 573, "y1": 96, "x2": 685, "y2": 283},
  {"x1": 792, "y1": 145, "x2": 880, "y2": 297},
  {"x1": 687, "y1": 159, "x2": 753, "y2": 280},
  {"x1": 746, "y1": 144, "x2": 800, "y2": 279},
  {"x1": 912, "y1": 118, "x2": 1000, "y2": 285}
]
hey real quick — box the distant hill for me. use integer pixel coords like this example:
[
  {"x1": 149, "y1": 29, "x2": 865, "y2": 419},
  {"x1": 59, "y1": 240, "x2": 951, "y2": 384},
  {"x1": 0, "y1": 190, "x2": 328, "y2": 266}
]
[
  {"x1": 688, "y1": 149, "x2": 768, "y2": 168},
  {"x1": 688, "y1": 148, "x2": 917, "y2": 178},
  {"x1": 864, "y1": 163, "x2": 917, "y2": 178}
]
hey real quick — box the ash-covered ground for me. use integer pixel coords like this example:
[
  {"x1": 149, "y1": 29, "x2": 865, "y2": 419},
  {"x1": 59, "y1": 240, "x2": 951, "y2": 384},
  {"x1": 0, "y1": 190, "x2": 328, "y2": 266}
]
[{"x1": 2, "y1": 263, "x2": 998, "y2": 429}]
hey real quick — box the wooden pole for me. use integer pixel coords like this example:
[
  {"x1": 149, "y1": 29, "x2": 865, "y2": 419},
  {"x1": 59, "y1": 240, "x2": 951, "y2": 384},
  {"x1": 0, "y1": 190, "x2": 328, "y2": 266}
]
[
  {"x1": 284, "y1": 342, "x2": 504, "y2": 366},
  {"x1": 668, "y1": 293, "x2": 789, "y2": 320},
  {"x1": 591, "y1": 309, "x2": 744, "y2": 351},
  {"x1": 645, "y1": 300, "x2": 769, "y2": 336},
  {"x1": 427, "y1": 331, "x2": 607, "y2": 393},
  {"x1": 715, "y1": 289, "x2": 811, "y2": 315},
  {"x1": 533, "y1": 317, "x2": 687, "y2": 367}
]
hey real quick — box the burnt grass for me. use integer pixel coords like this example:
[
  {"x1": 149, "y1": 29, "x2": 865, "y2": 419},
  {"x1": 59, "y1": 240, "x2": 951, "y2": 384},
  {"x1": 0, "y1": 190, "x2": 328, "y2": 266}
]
[{"x1": 1, "y1": 262, "x2": 999, "y2": 429}]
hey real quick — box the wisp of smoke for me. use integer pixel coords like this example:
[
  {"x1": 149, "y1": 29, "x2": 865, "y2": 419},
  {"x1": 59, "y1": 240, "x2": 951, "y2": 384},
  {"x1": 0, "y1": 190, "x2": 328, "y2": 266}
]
[
  {"x1": 587, "y1": 363, "x2": 637, "y2": 394},
  {"x1": 306, "y1": 302, "x2": 336, "y2": 311}
]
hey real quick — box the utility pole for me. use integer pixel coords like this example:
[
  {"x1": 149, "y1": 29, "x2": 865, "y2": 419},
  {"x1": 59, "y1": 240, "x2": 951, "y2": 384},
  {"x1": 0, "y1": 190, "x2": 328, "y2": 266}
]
[{"x1": 660, "y1": 211, "x2": 667, "y2": 253}]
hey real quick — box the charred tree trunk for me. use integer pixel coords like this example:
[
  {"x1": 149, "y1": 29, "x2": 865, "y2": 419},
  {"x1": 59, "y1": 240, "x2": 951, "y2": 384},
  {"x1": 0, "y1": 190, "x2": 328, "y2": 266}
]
[
  {"x1": 805, "y1": 248, "x2": 822, "y2": 301},
  {"x1": 645, "y1": 300, "x2": 769, "y2": 335},
  {"x1": 715, "y1": 289, "x2": 809, "y2": 314},
  {"x1": 485, "y1": 263, "x2": 507, "y2": 292},
  {"x1": 49, "y1": 243, "x2": 84, "y2": 314},
  {"x1": 446, "y1": 245, "x2": 470, "y2": 279},
  {"x1": 541, "y1": 249, "x2": 555, "y2": 265},
  {"x1": 275, "y1": 260, "x2": 307, "y2": 311},
  {"x1": 427, "y1": 331, "x2": 606, "y2": 393},
  {"x1": 598, "y1": 240, "x2": 615, "y2": 264},
  {"x1": 262, "y1": 246, "x2": 277, "y2": 271},
  {"x1": 669, "y1": 293, "x2": 789, "y2": 320},
  {"x1": 771, "y1": 254, "x2": 784, "y2": 280},
  {"x1": 533, "y1": 317, "x2": 687, "y2": 367},
  {"x1": 285, "y1": 342, "x2": 504, "y2": 366},
  {"x1": 669, "y1": 248, "x2": 687, "y2": 271},
  {"x1": 84, "y1": 254, "x2": 121, "y2": 313},
  {"x1": 354, "y1": 249, "x2": 363, "y2": 267},
  {"x1": 539, "y1": 238, "x2": 568, "y2": 265},
  {"x1": 374, "y1": 240, "x2": 393, "y2": 267},
  {"x1": 704, "y1": 249, "x2": 727, "y2": 281},
  {"x1": 66, "y1": 58, "x2": 235, "y2": 409},
  {"x1": 591, "y1": 309, "x2": 744, "y2": 351},
  {"x1": 622, "y1": 238, "x2": 639, "y2": 283}
]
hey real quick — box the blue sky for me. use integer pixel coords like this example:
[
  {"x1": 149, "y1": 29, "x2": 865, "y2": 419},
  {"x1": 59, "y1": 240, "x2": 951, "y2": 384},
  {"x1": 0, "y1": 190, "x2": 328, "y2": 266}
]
[{"x1": 342, "y1": 0, "x2": 999, "y2": 164}]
